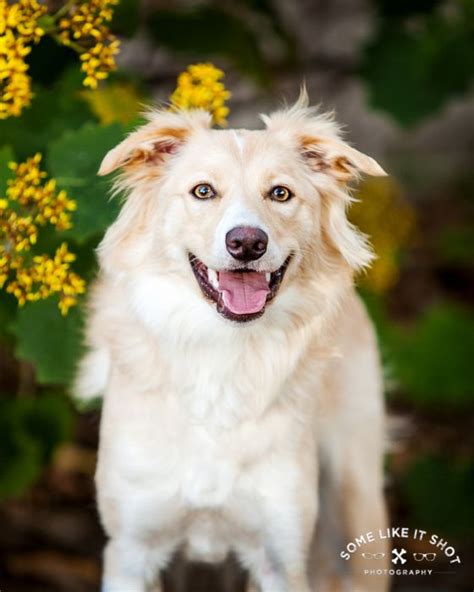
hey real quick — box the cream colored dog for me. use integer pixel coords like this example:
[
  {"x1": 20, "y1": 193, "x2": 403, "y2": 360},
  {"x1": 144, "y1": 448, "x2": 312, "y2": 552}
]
[{"x1": 75, "y1": 92, "x2": 390, "y2": 592}]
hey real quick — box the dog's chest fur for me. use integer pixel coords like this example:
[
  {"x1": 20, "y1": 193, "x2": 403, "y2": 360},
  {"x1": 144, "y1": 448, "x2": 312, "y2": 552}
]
[{"x1": 97, "y1": 305, "x2": 321, "y2": 561}]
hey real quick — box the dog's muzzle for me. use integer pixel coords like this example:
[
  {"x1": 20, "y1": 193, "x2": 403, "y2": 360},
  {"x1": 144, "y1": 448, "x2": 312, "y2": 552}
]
[{"x1": 189, "y1": 253, "x2": 292, "y2": 323}]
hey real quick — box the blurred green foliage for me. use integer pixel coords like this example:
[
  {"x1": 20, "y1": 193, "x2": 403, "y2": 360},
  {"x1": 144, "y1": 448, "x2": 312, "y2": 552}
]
[
  {"x1": 0, "y1": 80, "x2": 128, "y2": 386},
  {"x1": 362, "y1": 0, "x2": 474, "y2": 125},
  {"x1": 147, "y1": 2, "x2": 295, "y2": 85},
  {"x1": 149, "y1": 7, "x2": 270, "y2": 84},
  {"x1": 393, "y1": 305, "x2": 474, "y2": 408},
  {"x1": 0, "y1": 72, "x2": 94, "y2": 160},
  {"x1": 437, "y1": 226, "x2": 474, "y2": 265},
  {"x1": 14, "y1": 299, "x2": 84, "y2": 385},
  {"x1": 111, "y1": 0, "x2": 140, "y2": 37},
  {"x1": 401, "y1": 455, "x2": 474, "y2": 538},
  {"x1": 0, "y1": 146, "x2": 15, "y2": 193},
  {"x1": 0, "y1": 393, "x2": 72, "y2": 499},
  {"x1": 48, "y1": 122, "x2": 124, "y2": 243},
  {"x1": 363, "y1": 295, "x2": 474, "y2": 411}
]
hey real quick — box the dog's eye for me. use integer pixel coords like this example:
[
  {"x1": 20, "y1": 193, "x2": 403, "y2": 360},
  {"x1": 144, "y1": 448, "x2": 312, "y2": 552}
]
[
  {"x1": 269, "y1": 185, "x2": 293, "y2": 202},
  {"x1": 191, "y1": 183, "x2": 216, "y2": 200}
]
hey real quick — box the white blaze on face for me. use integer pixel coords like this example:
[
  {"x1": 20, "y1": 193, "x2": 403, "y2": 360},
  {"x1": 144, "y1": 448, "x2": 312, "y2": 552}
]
[{"x1": 232, "y1": 130, "x2": 246, "y2": 156}]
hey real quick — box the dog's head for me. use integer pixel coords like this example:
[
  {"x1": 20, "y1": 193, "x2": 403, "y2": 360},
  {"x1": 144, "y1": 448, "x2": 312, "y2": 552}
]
[{"x1": 98, "y1": 92, "x2": 386, "y2": 329}]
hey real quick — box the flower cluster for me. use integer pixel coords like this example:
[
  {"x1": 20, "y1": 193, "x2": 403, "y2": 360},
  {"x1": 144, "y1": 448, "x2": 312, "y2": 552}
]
[
  {"x1": 7, "y1": 243, "x2": 85, "y2": 314},
  {"x1": 0, "y1": 154, "x2": 85, "y2": 314},
  {"x1": 8, "y1": 154, "x2": 77, "y2": 230},
  {"x1": 0, "y1": 0, "x2": 121, "y2": 118},
  {"x1": 0, "y1": 0, "x2": 46, "y2": 119},
  {"x1": 170, "y1": 63, "x2": 231, "y2": 126},
  {"x1": 59, "y1": 0, "x2": 120, "y2": 89}
]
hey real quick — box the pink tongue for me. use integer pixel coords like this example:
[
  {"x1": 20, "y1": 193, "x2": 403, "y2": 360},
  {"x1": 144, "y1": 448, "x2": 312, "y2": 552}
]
[{"x1": 218, "y1": 271, "x2": 270, "y2": 315}]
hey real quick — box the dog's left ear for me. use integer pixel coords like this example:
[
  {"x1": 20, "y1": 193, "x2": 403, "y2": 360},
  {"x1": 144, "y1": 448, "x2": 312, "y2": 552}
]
[{"x1": 300, "y1": 135, "x2": 387, "y2": 182}]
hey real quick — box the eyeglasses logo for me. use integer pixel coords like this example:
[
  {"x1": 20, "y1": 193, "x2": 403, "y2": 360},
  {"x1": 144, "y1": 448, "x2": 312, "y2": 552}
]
[
  {"x1": 361, "y1": 552, "x2": 385, "y2": 560},
  {"x1": 413, "y1": 553, "x2": 436, "y2": 562}
]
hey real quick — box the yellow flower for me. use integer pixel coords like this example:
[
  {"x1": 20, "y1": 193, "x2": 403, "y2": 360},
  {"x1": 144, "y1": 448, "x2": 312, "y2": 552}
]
[
  {"x1": 0, "y1": 0, "x2": 45, "y2": 42},
  {"x1": 7, "y1": 153, "x2": 77, "y2": 231},
  {"x1": 170, "y1": 63, "x2": 231, "y2": 126},
  {"x1": 1, "y1": 154, "x2": 85, "y2": 314},
  {"x1": 0, "y1": 248, "x2": 9, "y2": 288},
  {"x1": 1, "y1": 210, "x2": 38, "y2": 252},
  {"x1": 350, "y1": 177, "x2": 415, "y2": 293},
  {"x1": 7, "y1": 243, "x2": 86, "y2": 314},
  {"x1": 58, "y1": 0, "x2": 120, "y2": 89},
  {"x1": 0, "y1": 0, "x2": 45, "y2": 118},
  {"x1": 80, "y1": 38, "x2": 120, "y2": 89},
  {"x1": 0, "y1": 0, "x2": 122, "y2": 116}
]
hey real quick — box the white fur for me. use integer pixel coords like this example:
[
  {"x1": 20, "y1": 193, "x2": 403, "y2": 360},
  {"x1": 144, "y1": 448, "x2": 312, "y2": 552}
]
[{"x1": 75, "y1": 347, "x2": 110, "y2": 401}]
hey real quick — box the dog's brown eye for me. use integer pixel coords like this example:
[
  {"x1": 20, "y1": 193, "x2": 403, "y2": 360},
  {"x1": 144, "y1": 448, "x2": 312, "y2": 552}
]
[
  {"x1": 192, "y1": 183, "x2": 216, "y2": 200},
  {"x1": 269, "y1": 185, "x2": 292, "y2": 202}
]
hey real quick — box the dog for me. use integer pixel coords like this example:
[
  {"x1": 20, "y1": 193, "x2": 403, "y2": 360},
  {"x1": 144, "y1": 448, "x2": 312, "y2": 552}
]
[{"x1": 75, "y1": 90, "x2": 390, "y2": 592}]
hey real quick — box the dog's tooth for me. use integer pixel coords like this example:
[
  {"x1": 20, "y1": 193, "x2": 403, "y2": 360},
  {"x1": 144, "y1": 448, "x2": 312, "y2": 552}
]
[
  {"x1": 208, "y1": 268, "x2": 219, "y2": 289},
  {"x1": 265, "y1": 272, "x2": 271, "y2": 282}
]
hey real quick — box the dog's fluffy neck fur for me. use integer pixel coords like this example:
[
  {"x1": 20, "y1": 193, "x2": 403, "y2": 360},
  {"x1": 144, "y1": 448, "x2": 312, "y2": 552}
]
[{"x1": 94, "y1": 255, "x2": 351, "y2": 428}]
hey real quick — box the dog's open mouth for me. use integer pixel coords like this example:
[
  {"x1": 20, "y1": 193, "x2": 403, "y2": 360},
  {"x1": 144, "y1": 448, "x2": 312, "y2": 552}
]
[{"x1": 189, "y1": 254, "x2": 291, "y2": 322}]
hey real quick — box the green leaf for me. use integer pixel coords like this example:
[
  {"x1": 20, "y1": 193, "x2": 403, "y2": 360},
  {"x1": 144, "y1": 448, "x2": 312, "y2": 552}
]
[
  {"x1": 0, "y1": 145, "x2": 15, "y2": 195},
  {"x1": 0, "y1": 70, "x2": 94, "y2": 160},
  {"x1": 13, "y1": 299, "x2": 84, "y2": 386},
  {"x1": 48, "y1": 122, "x2": 124, "y2": 243},
  {"x1": 401, "y1": 455, "x2": 474, "y2": 538},
  {"x1": 148, "y1": 7, "x2": 270, "y2": 84}
]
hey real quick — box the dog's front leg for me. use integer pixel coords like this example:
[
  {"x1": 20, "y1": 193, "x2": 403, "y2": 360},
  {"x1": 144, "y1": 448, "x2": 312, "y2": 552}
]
[
  {"x1": 240, "y1": 466, "x2": 318, "y2": 592},
  {"x1": 310, "y1": 421, "x2": 390, "y2": 592},
  {"x1": 102, "y1": 537, "x2": 167, "y2": 592},
  {"x1": 243, "y1": 544, "x2": 313, "y2": 592}
]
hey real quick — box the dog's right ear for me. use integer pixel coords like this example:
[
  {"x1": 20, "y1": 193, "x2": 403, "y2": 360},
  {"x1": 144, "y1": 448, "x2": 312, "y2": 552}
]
[
  {"x1": 98, "y1": 110, "x2": 212, "y2": 176},
  {"x1": 98, "y1": 127, "x2": 186, "y2": 176}
]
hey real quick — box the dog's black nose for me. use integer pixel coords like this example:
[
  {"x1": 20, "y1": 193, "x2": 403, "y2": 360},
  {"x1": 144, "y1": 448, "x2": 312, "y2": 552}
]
[{"x1": 226, "y1": 226, "x2": 268, "y2": 262}]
